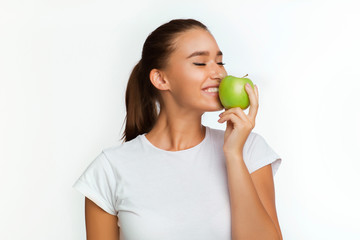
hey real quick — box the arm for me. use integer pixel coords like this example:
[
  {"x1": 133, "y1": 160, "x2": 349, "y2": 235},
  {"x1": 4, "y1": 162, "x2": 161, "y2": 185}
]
[
  {"x1": 218, "y1": 84, "x2": 281, "y2": 239},
  {"x1": 225, "y1": 153, "x2": 282, "y2": 240},
  {"x1": 85, "y1": 197, "x2": 120, "y2": 240},
  {"x1": 251, "y1": 164, "x2": 282, "y2": 239}
]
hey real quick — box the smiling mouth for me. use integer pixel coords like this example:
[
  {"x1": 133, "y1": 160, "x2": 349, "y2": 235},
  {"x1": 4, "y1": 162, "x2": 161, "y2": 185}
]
[{"x1": 202, "y1": 87, "x2": 219, "y2": 93}]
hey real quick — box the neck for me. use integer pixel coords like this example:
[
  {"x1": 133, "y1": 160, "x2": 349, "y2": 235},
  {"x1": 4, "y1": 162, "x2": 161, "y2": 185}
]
[{"x1": 145, "y1": 109, "x2": 206, "y2": 152}]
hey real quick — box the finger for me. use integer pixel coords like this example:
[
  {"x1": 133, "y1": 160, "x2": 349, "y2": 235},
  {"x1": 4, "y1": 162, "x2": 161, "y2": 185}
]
[
  {"x1": 218, "y1": 112, "x2": 254, "y2": 130},
  {"x1": 218, "y1": 112, "x2": 242, "y2": 126},
  {"x1": 232, "y1": 107, "x2": 250, "y2": 122},
  {"x1": 219, "y1": 107, "x2": 248, "y2": 123},
  {"x1": 219, "y1": 107, "x2": 247, "y2": 120},
  {"x1": 254, "y1": 85, "x2": 259, "y2": 99},
  {"x1": 245, "y1": 84, "x2": 259, "y2": 122}
]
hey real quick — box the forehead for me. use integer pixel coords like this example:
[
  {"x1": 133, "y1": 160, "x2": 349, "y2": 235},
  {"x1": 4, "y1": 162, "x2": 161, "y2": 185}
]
[{"x1": 172, "y1": 28, "x2": 220, "y2": 58}]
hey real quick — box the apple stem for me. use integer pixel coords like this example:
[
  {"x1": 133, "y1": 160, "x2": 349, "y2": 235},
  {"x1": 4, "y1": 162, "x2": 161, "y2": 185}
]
[{"x1": 241, "y1": 74, "x2": 248, "y2": 78}]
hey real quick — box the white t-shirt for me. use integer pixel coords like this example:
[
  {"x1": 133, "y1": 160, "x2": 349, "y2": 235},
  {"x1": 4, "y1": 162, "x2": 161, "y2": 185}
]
[{"x1": 73, "y1": 125, "x2": 281, "y2": 240}]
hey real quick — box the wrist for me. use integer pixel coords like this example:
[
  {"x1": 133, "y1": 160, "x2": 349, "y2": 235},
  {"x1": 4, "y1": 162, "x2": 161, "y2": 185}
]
[
  {"x1": 223, "y1": 145, "x2": 245, "y2": 159},
  {"x1": 224, "y1": 151, "x2": 244, "y2": 162},
  {"x1": 224, "y1": 152, "x2": 248, "y2": 172}
]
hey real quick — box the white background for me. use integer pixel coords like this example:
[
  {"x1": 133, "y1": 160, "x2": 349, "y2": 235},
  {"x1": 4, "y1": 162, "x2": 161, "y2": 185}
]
[{"x1": 1, "y1": 0, "x2": 359, "y2": 239}]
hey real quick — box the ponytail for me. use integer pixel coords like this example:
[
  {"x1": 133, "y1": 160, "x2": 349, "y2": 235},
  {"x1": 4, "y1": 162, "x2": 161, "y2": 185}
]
[{"x1": 120, "y1": 59, "x2": 160, "y2": 142}]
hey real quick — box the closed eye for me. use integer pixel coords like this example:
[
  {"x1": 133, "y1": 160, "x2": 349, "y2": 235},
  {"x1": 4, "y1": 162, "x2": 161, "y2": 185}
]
[{"x1": 193, "y1": 62, "x2": 226, "y2": 66}]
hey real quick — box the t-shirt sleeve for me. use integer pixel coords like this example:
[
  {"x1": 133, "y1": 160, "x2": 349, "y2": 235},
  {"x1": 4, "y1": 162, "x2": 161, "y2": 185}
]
[
  {"x1": 72, "y1": 151, "x2": 117, "y2": 215},
  {"x1": 243, "y1": 132, "x2": 282, "y2": 176}
]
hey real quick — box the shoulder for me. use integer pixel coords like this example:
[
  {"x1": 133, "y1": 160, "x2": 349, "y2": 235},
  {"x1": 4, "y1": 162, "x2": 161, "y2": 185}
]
[
  {"x1": 243, "y1": 132, "x2": 282, "y2": 175},
  {"x1": 207, "y1": 126, "x2": 260, "y2": 146},
  {"x1": 243, "y1": 131, "x2": 280, "y2": 158},
  {"x1": 101, "y1": 135, "x2": 143, "y2": 166},
  {"x1": 207, "y1": 126, "x2": 224, "y2": 139},
  {"x1": 206, "y1": 126, "x2": 225, "y2": 149},
  {"x1": 244, "y1": 131, "x2": 266, "y2": 151}
]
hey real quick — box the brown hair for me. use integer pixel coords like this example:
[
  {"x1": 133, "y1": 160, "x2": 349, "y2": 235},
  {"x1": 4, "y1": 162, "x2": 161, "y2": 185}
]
[{"x1": 120, "y1": 19, "x2": 209, "y2": 142}]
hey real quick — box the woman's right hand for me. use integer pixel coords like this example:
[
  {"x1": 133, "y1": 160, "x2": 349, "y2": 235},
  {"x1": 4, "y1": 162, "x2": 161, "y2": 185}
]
[{"x1": 218, "y1": 83, "x2": 259, "y2": 157}]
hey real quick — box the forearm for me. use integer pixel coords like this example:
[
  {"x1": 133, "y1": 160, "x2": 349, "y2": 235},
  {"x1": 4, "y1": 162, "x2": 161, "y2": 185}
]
[{"x1": 225, "y1": 153, "x2": 280, "y2": 240}]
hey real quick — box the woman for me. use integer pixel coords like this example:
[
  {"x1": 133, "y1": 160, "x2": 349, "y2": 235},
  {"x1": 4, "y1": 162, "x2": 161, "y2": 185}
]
[{"x1": 73, "y1": 18, "x2": 283, "y2": 240}]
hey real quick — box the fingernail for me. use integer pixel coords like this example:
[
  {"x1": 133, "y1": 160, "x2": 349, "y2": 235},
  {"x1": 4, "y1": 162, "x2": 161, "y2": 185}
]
[{"x1": 246, "y1": 83, "x2": 251, "y2": 88}]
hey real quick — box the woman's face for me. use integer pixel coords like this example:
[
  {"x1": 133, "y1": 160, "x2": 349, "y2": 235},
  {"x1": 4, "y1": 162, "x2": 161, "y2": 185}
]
[{"x1": 161, "y1": 28, "x2": 228, "y2": 112}]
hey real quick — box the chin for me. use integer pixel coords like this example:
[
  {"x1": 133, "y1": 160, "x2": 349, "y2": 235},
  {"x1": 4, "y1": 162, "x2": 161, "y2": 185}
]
[
  {"x1": 204, "y1": 103, "x2": 224, "y2": 112},
  {"x1": 195, "y1": 97, "x2": 224, "y2": 112}
]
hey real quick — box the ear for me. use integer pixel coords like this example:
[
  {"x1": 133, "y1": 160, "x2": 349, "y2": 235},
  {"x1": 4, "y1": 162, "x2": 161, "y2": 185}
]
[{"x1": 149, "y1": 69, "x2": 170, "y2": 91}]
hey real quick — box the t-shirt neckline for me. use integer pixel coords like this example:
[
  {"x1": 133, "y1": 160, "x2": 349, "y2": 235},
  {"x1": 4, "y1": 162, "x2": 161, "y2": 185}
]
[{"x1": 140, "y1": 126, "x2": 209, "y2": 154}]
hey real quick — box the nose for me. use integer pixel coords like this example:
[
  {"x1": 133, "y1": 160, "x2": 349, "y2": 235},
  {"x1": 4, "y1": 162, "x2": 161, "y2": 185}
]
[{"x1": 209, "y1": 63, "x2": 226, "y2": 80}]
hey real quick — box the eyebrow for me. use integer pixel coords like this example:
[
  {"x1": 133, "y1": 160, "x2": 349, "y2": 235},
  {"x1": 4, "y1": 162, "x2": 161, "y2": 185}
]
[{"x1": 186, "y1": 50, "x2": 223, "y2": 59}]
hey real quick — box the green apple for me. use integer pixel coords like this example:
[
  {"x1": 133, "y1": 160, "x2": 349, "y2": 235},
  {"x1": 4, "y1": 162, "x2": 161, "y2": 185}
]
[{"x1": 218, "y1": 74, "x2": 255, "y2": 110}]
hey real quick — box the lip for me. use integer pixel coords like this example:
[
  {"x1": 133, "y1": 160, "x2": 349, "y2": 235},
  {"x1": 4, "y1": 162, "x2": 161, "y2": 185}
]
[
  {"x1": 201, "y1": 85, "x2": 219, "y2": 90},
  {"x1": 201, "y1": 89, "x2": 219, "y2": 96}
]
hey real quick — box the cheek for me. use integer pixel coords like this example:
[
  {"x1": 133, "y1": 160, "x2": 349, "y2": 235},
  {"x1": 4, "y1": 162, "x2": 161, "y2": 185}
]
[
  {"x1": 174, "y1": 77, "x2": 201, "y2": 99},
  {"x1": 167, "y1": 63, "x2": 208, "y2": 102},
  {"x1": 170, "y1": 79, "x2": 204, "y2": 107},
  {"x1": 172, "y1": 69, "x2": 203, "y2": 94}
]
